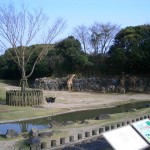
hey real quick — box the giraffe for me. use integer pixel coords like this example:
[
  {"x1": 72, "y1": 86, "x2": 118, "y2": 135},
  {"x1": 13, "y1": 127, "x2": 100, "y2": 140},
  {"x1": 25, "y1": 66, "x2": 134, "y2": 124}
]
[
  {"x1": 67, "y1": 74, "x2": 76, "y2": 91},
  {"x1": 128, "y1": 76, "x2": 139, "y2": 91},
  {"x1": 119, "y1": 72, "x2": 125, "y2": 87}
]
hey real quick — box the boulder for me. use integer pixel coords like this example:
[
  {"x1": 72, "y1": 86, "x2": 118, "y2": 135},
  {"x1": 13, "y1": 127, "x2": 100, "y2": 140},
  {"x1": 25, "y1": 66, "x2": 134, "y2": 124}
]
[
  {"x1": 28, "y1": 128, "x2": 39, "y2": 137},
  {"x1": 39, "y1": 130, "x2": 54, "y2": 138},
  {"x1": 62, "y1": 121, "x2": 74, "y2": 126},
  {"x1": 95, "y1": 114, "x2": 111, "y2": 120},
  {"x1": 5, "y1": 129, "x2": 19, "y2": 139}
]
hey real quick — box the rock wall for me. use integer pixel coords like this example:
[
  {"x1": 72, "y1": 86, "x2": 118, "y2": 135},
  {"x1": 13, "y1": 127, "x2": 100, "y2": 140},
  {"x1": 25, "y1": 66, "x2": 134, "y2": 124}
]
[{"x1": 34, "y1": 76, "x2": 150, "y2": 93}]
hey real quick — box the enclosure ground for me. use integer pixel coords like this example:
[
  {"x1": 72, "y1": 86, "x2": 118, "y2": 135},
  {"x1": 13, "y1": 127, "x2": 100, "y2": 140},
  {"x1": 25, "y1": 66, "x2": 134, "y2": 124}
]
[
  {"x1": 0, "y1": 83, "x2": 150, "y2": 149},
  {"x1": 0, "y1": 83, "x2": 150, "y2": 122}
]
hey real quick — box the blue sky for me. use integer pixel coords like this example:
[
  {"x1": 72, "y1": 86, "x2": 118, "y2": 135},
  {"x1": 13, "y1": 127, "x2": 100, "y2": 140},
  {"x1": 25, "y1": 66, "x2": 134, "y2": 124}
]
[{"x1": 0, "y1": 0, "x2": 150, "y2": 40}]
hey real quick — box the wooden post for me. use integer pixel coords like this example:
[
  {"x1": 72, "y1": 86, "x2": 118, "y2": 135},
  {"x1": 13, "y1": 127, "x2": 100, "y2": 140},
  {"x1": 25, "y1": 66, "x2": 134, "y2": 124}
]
[{"x1": 6, "y1": 90, "x2": 43, "y2": 107}]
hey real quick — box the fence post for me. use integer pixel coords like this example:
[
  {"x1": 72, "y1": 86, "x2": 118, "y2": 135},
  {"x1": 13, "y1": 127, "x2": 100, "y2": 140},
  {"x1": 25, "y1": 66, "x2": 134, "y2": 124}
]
[{"x1": 6, "y1": 90, "x2": 43, "y2": 106}]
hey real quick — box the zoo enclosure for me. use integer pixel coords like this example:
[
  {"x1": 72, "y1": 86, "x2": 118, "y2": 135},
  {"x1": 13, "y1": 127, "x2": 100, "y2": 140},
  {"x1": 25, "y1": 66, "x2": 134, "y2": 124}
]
[{"x1": 6, "y1": 90, "x2": 43, "y2": 106}]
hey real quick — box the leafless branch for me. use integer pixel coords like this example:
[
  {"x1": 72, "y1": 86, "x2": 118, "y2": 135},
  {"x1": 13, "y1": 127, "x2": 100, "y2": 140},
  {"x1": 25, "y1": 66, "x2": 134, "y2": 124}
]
[
  {"x1": 0, "y1": 3, "x2": 66, "y2": 88},
  {"x1": 73, "y1": 25, "x2": 90, "y2": 53},
  {"x1": 44, "y1": 18, "x2": 66, "y2": 44},
  {"x1": 89, "y1": 22, "x2": 120, "y2": 55}
]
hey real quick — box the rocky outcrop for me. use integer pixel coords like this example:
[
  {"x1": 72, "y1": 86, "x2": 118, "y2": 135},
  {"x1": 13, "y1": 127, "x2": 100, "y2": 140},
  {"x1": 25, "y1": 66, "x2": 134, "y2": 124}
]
[
  {"x1": 34, "y1": 76, "x2": 150, "y2": 93},
  {"x1": 95, "y1": 114, "x2": 111, "y2": 120},
  {"x1": 34, "y1": 77, "x2": 68, "y2": 91},
  {"x1": 5, "y1": 129, "x2": 19, "y2": 139},
  {"x1": 39, "y1": 130, "x2": 54, "y2": 138},
  {"x1": 28, "y1": 128, "x2": 39, "y2": 137}
]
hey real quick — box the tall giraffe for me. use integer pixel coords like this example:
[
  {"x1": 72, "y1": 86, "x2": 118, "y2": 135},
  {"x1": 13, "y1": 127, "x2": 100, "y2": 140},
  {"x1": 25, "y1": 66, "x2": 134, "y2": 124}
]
[
  {"x1": 128, "y1": 76, "x2": 139, "y2": 91},
  {"x1": 67, "y1": 74, "x2": 76, "y2": 91}
]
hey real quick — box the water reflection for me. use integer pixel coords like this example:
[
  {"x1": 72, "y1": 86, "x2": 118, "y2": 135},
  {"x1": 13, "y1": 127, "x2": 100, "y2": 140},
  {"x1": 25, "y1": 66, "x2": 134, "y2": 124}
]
[
  {"x1": 0, "y1": 101, "x2": 149, "y2": 135},
  {"x1": 0, "y1": 120, "x2": 50, "y2": 134}
]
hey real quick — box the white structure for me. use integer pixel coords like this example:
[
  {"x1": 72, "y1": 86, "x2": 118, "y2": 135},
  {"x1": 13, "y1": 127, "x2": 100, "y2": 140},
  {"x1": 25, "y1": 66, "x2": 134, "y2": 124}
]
[{"x1": 103, "y1": 123, "x2": 149, "y2": 150}]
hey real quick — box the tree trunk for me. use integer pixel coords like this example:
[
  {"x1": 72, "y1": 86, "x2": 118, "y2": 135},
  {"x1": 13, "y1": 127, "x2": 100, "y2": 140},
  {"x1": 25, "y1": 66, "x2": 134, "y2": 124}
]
[
  {"x1": 21, "y1": 49, "x2": 27, "y2": 106},
  {"x1": 21, "y1": 49, "x2": 27, "y2": 93},
  {"x1": 21, "y1": 78, "x2": 27, "y2": 93}
]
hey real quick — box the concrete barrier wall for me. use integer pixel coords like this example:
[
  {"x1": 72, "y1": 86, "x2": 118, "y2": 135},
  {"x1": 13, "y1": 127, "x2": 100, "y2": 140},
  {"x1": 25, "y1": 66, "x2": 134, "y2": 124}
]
[{"x1": 30, "y1": 114, "x2": 150, "y2": 150}]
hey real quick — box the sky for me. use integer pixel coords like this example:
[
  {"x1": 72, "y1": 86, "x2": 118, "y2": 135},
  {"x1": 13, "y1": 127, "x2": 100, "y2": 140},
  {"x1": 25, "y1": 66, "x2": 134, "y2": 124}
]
[{"x1": 0, "y1": 0, "x2": 150, "y2": 42}]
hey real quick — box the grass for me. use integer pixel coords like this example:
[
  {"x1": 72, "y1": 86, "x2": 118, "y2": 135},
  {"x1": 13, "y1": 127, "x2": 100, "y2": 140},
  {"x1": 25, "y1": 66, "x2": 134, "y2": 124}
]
[
  {"x1": 0, "y1": 105, "x2": 67, "y2": 121},
  {"x1": 0, "y1": 83, "x2": 69, "y2": 121},
  {"x1": 15, "y1": 140, "x2": 30, "y2": 150},
  {"x1": 0, "y1": 135, "x2": 6, "y2": 140}
]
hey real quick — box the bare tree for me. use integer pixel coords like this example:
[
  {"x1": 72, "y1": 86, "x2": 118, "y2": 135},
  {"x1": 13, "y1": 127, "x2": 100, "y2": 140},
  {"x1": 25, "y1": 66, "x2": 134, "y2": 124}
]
[
  {"x1": 89, "y1": 22, "x2": 120, "y2": 55},
  {"x1": 0, "y1": 4, "x2": 66, "y2": 92},
  {"x1": 73, "y1": 25, "x2": 90, "y2": 53}
]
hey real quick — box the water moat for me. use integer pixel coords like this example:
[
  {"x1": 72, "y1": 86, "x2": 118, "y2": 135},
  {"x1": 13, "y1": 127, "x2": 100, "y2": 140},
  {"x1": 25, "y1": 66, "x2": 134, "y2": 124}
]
[{"x1": 0, "y1": 100, "x2": 150, "y2": 135}]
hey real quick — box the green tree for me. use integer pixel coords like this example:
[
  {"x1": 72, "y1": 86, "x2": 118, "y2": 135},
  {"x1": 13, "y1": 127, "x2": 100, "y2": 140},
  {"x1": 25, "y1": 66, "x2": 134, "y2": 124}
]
[
  {"x1": 0, "y1": 45, "x2": 53, "y2": 80},
  {"x1": 108, "y1": 24, "x2": 150, "y2": 74},
  {"x1": 52, "y1": 36, "x2": 89, "y2": 75},
  {"x1": 0, "y1": 50, "x2": 21, "y2": 79}
]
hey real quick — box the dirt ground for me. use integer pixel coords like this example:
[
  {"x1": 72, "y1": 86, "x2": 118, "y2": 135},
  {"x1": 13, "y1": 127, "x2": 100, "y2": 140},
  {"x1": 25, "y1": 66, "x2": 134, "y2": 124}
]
[
  {"x1": 4, "y1": 84, "x2": 150, "y2": 112},
  {"x1": 41, "y1": 90, "x2": 150, "y2": 112}
]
